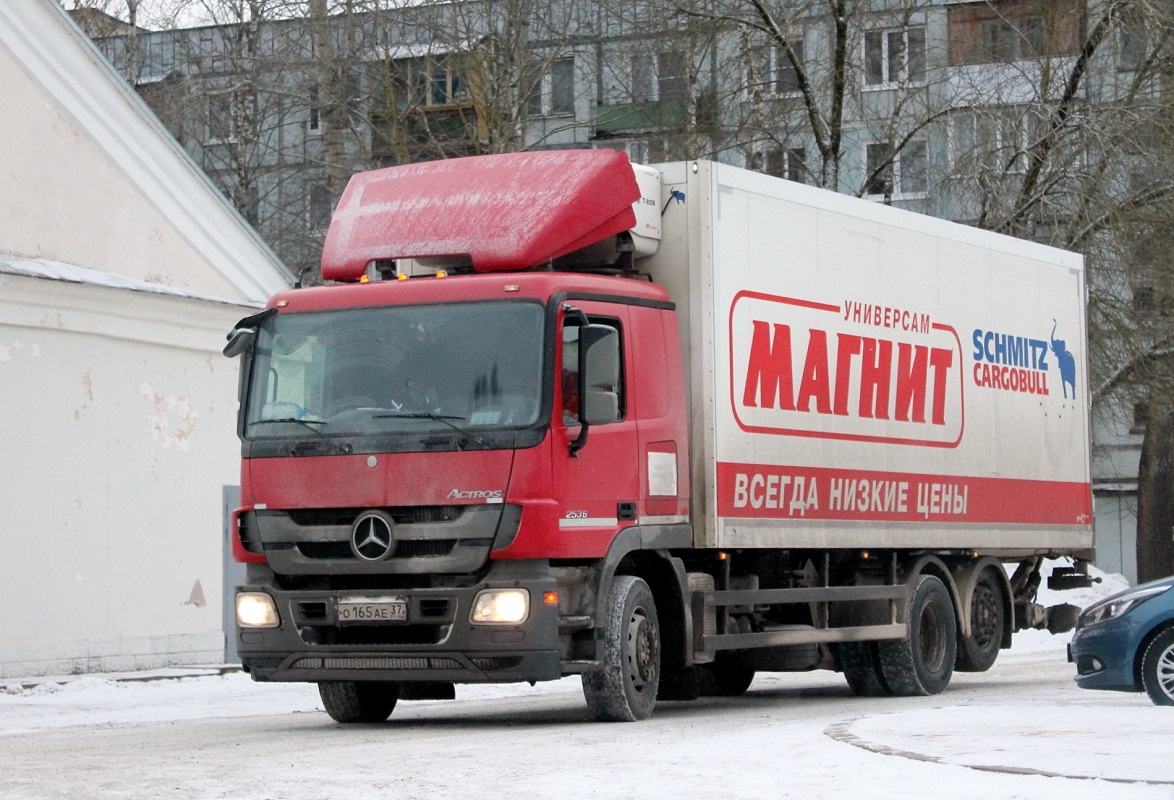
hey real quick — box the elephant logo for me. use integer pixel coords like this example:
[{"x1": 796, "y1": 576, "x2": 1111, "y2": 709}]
[{"x1": 1050, "y1": 319, "x2": 1077, "y2": 399}]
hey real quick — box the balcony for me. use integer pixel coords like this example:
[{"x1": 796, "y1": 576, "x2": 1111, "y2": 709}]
[{"x1": 592, "y1": 97, "x2": 688, "y2": 136}]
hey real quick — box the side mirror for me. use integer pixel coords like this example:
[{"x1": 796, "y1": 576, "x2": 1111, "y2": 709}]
[
  {"x1": 223, "y1": 307, "x2": 275, "y2": 358},
  {"x1": 223, "y1": 327, "x2": 256, "y2": 358},
  {"x1": 579, "y1": 324, "x2": 621, "y2": 426}
]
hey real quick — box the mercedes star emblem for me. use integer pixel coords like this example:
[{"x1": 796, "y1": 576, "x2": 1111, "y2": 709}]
[{"x1": 350, "y1": 511, "x2": 395, "y2": 561}]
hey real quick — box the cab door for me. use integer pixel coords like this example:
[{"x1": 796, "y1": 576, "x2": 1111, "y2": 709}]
[{"x1": 549, "y1": 301, "x2": 639, "y2": 559}]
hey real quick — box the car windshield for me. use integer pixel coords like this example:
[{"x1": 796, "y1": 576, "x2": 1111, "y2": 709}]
[{"x1": 244, "y1": 300, "x2": 545, "y2": 439}]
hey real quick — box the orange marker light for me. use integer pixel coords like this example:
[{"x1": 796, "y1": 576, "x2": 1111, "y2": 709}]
[
  {"x1": 397, "y1": 273, "x2": 409, "y2": 281},
  {"x1": 543, "y1": 591, "x2": 559, "y2": 605},
  {"x1": 435, "y1": 270, "x2": 448, "y2": 278}
]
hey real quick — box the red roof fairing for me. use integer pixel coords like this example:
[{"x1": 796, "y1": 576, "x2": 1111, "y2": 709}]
[{"x1": 321, "y1": 150, "x2": 641, "y2": 281}]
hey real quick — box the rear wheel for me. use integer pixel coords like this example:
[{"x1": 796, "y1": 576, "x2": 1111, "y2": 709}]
[
  {"x1": 956, "y1": 569, "x2": 1004, "y2": 673},
  {"x1": 877, "y1": 575, "x2": 957, "y2": 696},
  {"x1": 839, "y1": 641, "x2": 890, "y2": 696},
  {"x1": 698, "y1": 657, "x2": 755, "y2": 697},
  {"x1": 1140, "y1": 627, "x2": 1174, "y2": 706},
  {"x1": 583, "y1": 576, "x2": 661, "y2": 722},
  {"x1": 318, "y1": 680, "x2": 400, "y2": 723}
]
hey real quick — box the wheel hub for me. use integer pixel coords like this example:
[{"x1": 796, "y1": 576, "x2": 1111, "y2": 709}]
[
  {"x1": 627, "y1": 607, "x2": 657, "y2": 692},
  {"x1": 1159, "y1": 644, "x2": 1174, "y2": 701}
]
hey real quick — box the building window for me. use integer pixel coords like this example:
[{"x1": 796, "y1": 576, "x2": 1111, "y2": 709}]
[
  {"x1": 1118, "y1": 8, "x2": 1148, "y2": 68},
  {"x1": 864, "y1": 26, "x2": 925, "y2": 86},
  {"x1": 752, "y1": 40, "x2": 805, "y2": 95},
  {"x1": 658, "y1": 51, "x2": 687, "y2": 102},
  {"x1": 1132, "y1": 400, "x2": 1149, "y2": 434},
  {"x1": 625, "y1": 139, "x2": 665, "y2": 165},
  {"x1": 551, "y1": 58, "x2": 575, "y2": 115},
  {"x1": 206, "y1": 91, "x2": 235, "y2": 142},
  {"x1": 309, "y1": 184, "x2": 333, "y2": 232},
  {"x1": 525, "y1": 67, "x2": 543, "y2": 116},
  {"x1": 631, "y1": 53, "x2": 655, "y2": 102},
  {"x1": 393, "y1": 56, "x2": 467, "y2": 109},
  {"x1": 758, "y1": 147, "x2": 806, "y2": 183},
  {"x1": 308, "y1": 85, "x2": 320, "y2": 132},
  {"x1": 948, "y1": 0, "x2": 1081, "y2": 65},
  {"x1": 526, "y1": 57, "x2": 576, "y2": 117},
  {"x1": 865, "y1": 140, "x2": 927, "y2": 198},
  {"x1": 950, "y1": 106, "x2": 1042, "y2": 173}
]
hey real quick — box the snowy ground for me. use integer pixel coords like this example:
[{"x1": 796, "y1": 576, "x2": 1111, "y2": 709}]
[{"x1": 2, "y1": 566, "x2": 1171, "y2": 800}]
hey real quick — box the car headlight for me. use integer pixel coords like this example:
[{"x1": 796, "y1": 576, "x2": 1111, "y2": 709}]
[
  {"x1": 236, "y1": 592, "x2": 280, "y2": 628},
  {"x1": 1079, "y1": 585, "x2": 1169, "y2": 627},
  {"x1": 470, "y1": 589, "x2": 529, "y2": 624}
]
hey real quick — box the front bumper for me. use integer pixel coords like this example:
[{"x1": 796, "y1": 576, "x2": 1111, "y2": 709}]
[
  {"x1": 236, "y1": 559, "x2": 562, "y2": 685},
  {"x1": 1068, "y1": 616, "x2": 1140, "y2": 693}
]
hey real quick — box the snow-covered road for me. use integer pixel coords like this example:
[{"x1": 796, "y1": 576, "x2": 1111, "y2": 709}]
[{"x1": 2, "y1": 630, "x2": 1171, "y2": 800}]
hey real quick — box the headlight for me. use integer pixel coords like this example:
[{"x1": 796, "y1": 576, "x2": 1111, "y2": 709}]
[
  {"x1": 1079, "y1": 585, "x2": 1169, "y2": 627},
  {"x1": 236, "y1": 592, "x2": 280, "y2": 628},
  {"x1": 470, "y1": 589, "x2": 529, "y2": 624}
]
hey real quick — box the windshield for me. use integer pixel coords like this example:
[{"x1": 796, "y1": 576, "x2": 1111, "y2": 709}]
[{"x1": 245, "y1": 301, "x2": 545, "y2": 439}]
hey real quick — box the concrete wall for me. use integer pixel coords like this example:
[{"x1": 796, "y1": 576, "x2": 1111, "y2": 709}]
[{"x1": 0, "y1": 273, "x2": 247, "y2": 677}]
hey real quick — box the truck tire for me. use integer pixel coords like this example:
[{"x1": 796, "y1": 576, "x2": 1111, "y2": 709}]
[
  {"x1": 877, "y1": 575, "x2": 956, "y2": 696},
  {"x1": 839, "y1": 642, "x2": 890, "y2": 696},
  {"x1": 955, "y1": 569, "x2": 1004, "y2": 673},
  {"x1": 583, "y1": 576, "x2": 661, "y2": 721},
  {"x1": 318, "y1": 680, "x2": 400, "y2": 723},
  {"x1": 698, "y1": 657, "x2": 755, "y2": 697},
  {"x1": 1140, "y1": 627, "x2": 1174, "y2": 706}
]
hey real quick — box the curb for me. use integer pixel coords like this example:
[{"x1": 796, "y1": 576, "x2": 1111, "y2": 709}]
[{"x1": 3, "y1": 665, "x2": 243, "y2": 695}]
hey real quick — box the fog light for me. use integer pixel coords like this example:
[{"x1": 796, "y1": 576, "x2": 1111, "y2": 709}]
[
  {"x1": 236, "y1": 592, "x2": 280, "y2": 628},
  {"x1": 470, "y1": 589, "x2": 529, "y2": 624}
]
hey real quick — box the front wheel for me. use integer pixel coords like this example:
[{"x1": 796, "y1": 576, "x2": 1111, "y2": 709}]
[
  {"x1": 1141, "y1": 627, "x2": 1174, "y2": 706},
  {"x1": 318, "y1": 680, "x2": 400, "y2": 723},
  {"x1": 583, "y1": 576, "x2": 661, "y2": 722}
]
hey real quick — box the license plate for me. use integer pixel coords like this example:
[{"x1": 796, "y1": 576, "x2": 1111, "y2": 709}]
[{"x1": 337, "y1": 597, "x2": 407, "y2": 623}]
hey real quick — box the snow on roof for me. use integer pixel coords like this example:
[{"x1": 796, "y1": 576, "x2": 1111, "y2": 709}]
[{"x1": 0, "y1": 253, "x2": 259, "y2": 308}]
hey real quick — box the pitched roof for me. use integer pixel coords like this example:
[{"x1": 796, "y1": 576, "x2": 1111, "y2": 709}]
[{"x1": 0, "y1": 0, "x2": 294, "y2": 304}]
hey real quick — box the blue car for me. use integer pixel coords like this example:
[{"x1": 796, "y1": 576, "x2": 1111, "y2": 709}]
[{"x1": 1069, "y1": 574, "x2": 1174, "y2": 705}]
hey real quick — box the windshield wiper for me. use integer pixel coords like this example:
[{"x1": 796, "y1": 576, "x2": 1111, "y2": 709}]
[
  {"x1": 374, "y1": 411, "x2": 485, "y2": 449},
  {"x1": 250, "y1": 417, "x2": 328, "y2": 435}
]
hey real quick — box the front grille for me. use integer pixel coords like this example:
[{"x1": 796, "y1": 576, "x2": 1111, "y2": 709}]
[
  {"x1": 297, "y1": 601, "x2": 328, "y2": 621},
  {"x1": 295, "y1": 539, "x2": 457, "y2": 560},
  {"x1": 291, "y1": 656, "x2": 462, "y2": 671},
  {"x1": 237, "y1": 512, "x2": 264, "y2": 554},
  {"x1": 297, "y1": 542, "x2": 352, "y2": 560},
  {"x1": 286, "y1": 505, "x2": 464, "y2": 527},
  {"x1": 418, "y1": 599, "x2": 451, "y2": 618},
  {"x1": 397, "y1": 540, "x2": 456, "y2": 558},
  {"x1": 470, "y1": 657, "x2": 524, "y2": 672}
]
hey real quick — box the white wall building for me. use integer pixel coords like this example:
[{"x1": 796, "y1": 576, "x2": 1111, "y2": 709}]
[{"x1": 0, "y1": 0, "x2": 292, "y2": 678}]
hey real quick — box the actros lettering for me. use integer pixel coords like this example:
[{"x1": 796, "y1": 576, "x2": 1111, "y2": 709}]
[
  {"x1": 447, "y1": 489, "x2": 503, "y2": 500},
  {"x1": 741, "y1": 321, "x2": 955, "y2": 425}
]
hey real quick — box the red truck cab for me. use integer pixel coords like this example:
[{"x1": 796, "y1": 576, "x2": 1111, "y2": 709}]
[{"x1": 228, "y1": 151, "x2": 690, "y2": 720}]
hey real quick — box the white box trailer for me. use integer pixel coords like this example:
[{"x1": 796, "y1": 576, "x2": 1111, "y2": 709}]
[{"x1": 644, "y1": 160, "x2": 1091, "y2": 556}]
